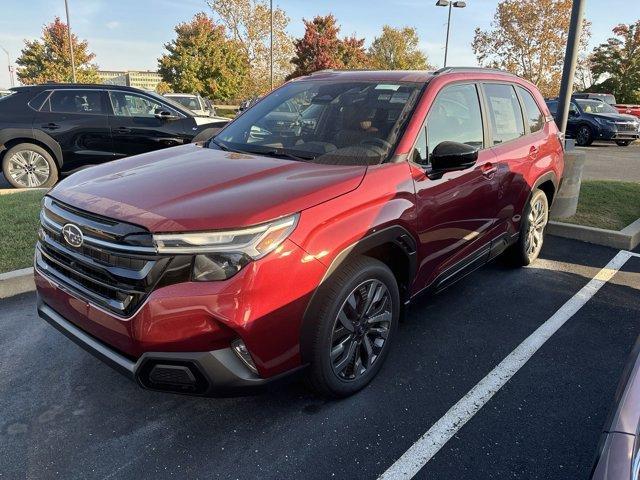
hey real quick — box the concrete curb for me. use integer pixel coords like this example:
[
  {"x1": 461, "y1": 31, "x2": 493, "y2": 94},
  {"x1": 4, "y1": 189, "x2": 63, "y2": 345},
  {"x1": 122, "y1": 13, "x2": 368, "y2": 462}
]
[
  {"x1": 548, "y1": 218, "x2": 640, "y2": 250},
  {"x1": 0, "y1": 267, "x2": 35, "y2": 299},
  {"x1": 0, "y1": 188, "x2": 48, "y2": 196}
]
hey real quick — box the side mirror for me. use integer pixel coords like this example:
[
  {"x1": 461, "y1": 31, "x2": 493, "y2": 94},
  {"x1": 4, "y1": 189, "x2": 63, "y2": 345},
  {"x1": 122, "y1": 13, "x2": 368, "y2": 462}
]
[
  {"x1": 429, "y1": 141, "x2": 478, "y2": 178},
  {"x1": 155, "y1": 110, "x2": 179, "y2": 121},
  {"x1": 569, "y1": 110, "x2": 579, "y2": 117}
]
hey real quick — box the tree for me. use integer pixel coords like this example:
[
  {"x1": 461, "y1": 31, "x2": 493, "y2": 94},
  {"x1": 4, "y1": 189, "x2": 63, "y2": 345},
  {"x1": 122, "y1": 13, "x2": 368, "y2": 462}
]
[
  {"x1": 16, "y1": 17, "x2": 99, "y2": 84},
  {"x1": 368, "y1": 26, "x2": 430, "y2": 70},
  {"x1": 472, "y1": 0, "x2": 590, "y2": 98},
  {"x1": 208, "y1": 0, "x2": 294, "y2": 96},
  {"x1": 155, "y1": 81, "x2": 172, "y2": 94},
  {"x1": 289, "y1": 15, "x2": 368, "y2": 78},
  {"x1": 158, "y1": 13, "x2": 248, "y2": 101},
  {"x1": 589, "y1": 21, "x2": 640, "y2": 104}
]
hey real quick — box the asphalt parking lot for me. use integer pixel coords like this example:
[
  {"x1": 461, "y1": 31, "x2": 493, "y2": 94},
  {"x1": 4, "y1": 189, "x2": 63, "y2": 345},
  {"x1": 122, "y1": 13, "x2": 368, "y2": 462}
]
[
  {"x1": 579, "y1": 141, "x2": 640, "y2": 183},
  {"x1": 1, "y1": 235, "x2": 639, "y2": 480}
]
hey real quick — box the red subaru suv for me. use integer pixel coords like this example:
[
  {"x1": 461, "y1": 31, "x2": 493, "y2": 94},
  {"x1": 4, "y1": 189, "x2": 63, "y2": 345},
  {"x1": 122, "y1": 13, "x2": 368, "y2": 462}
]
[{"x1": 35, "y1": 68, "x2": 563, "y2": 397}]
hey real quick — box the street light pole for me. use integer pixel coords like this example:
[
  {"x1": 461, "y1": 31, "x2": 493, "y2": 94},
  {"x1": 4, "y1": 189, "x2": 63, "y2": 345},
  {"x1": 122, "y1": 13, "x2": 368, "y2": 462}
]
[
  {"x1": 0, "y1": 46, "x2": 14, "y2": 87},
  {"x1": 555, "y1": 0, "x2": 586, "y2": 134},
  {"x1": 270, "y1": 0, "x2": 274, "y2": 91},
  {"x1": 436, "y1": 1, "x2": 467, "y2": 68},
  {"x1": 444, "y1": 2, "x2": 452, "y2": 67},
  {"x1": 64, "y1": 0, "x2": 77, "y2": 83}
]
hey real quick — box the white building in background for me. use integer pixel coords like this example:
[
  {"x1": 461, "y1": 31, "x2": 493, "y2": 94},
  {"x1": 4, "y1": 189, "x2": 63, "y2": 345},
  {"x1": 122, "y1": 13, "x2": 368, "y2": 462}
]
[{"x1": 98, "y1": 70, "x2": 162, "y2": 91}]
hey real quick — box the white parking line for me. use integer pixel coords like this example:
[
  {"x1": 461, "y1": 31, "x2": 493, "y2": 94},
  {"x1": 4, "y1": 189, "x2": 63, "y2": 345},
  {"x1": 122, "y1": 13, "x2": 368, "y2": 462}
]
[{"x1": 379, "y1": 250, "x2": 638, "y2": 480}]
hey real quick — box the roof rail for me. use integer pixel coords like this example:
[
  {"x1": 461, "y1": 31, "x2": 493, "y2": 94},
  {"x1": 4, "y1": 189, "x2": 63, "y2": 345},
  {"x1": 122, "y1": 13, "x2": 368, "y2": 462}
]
[
  {"x1": 310, "y1": 69, "x2": 335, "y2": 75},
  {"x1": 433, "y1": 66, "x2": 518, "y2": 77}
]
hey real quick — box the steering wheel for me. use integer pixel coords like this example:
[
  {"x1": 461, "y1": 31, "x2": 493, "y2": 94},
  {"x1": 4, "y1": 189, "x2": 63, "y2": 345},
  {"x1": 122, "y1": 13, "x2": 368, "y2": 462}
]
[{"x1": 360, "y1": 138, "x2": 393, "y2": 151}]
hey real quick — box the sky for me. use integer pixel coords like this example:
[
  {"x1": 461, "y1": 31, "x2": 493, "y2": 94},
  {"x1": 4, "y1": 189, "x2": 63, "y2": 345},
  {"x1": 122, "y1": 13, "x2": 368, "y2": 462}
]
[{"x1": 0, "y1": 0, "x2": 638, "y2": 88}]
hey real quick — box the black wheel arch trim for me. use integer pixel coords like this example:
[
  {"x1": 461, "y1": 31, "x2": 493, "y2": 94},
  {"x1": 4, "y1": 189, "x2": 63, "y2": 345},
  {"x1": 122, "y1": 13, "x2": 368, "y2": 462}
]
[
  {"x1": 532, "y1": 171, "x2": 559, "y2": 204},
  {"x1": 299, "y1": 225, "x2": 417, "y2": 364},
  {"x1": 0, "y1": 128, "x2": 63, "y2": 167}
]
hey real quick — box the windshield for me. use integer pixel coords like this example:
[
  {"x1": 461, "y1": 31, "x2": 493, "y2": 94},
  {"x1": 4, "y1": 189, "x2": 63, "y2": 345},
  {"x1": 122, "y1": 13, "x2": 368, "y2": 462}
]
[
  {"x1": 144, "y1": 92, "x2": 193, "y2": 115},
  {"x1": 168, "y1": 95, "x2": 200, "y2": 110},
  {"x1": 213, "y1": 80, "x2": 423, "y2": 165},
  {"x1": 576, "y1": 99, "x2": 618, "y2": 114}
]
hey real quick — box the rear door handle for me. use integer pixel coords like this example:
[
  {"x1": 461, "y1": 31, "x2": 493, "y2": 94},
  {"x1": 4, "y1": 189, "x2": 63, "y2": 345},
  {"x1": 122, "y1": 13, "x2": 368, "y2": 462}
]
[
  {"x1": 481, "y1": 162, "x2": 497, "y2": 177},
  {"x1": 114, "y1": 127, "x2": 132, "y2": 134},
  {"x1": 41, "y1": 123, "x2": 60, "y2": 130},
  {"x1": 529, "y1": 146, "x2": 540, "y2": 160}
]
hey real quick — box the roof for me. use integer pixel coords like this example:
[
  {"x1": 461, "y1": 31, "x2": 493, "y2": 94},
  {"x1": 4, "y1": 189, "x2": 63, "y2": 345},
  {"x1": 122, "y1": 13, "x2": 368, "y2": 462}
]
[
  {"x1": 293, "y1": 67, "x2": 520, "y2": 84},
  {"x1": 10, "y1": 83, "x2": 150, "y2": 93}
]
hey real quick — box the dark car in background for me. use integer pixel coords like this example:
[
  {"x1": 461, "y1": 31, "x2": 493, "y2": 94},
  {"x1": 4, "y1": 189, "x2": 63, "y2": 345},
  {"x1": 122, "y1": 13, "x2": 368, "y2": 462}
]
[
  {"x1": 546, "y1": 97, "x2": 640, "y2": 147},
  {"x1": 0, "y1": 84, "x2": 230, "y2": 188}
]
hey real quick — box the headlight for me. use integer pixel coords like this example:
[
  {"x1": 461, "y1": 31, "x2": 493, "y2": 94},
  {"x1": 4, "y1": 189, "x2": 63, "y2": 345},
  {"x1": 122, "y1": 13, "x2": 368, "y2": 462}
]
[
  {"x1": 153, "y1": 214, "x2": 299, "y2": 281},
  {"x1": 594, "y1": 117, "x2": 615, "y2": 128}
]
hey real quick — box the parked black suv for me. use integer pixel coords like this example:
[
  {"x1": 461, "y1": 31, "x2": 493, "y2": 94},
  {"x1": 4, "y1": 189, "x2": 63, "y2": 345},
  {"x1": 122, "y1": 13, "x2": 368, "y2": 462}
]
[
  {"x1": 0, "y1": 84, "x2": 230, "y2": 188},
  {"x1": 546, "y1": 97, "x2": 640, "y2": 147}
]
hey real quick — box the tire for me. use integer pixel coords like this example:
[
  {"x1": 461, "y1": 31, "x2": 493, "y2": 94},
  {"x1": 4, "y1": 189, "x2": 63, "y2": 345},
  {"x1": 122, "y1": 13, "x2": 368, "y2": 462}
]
[
  {"x1": 2, "y1": 143, "x2": 58, "y2": 188},
  {"x1": 506, "y1": 189, "x2": 549, "y2": 267},
  {"x1": 616, "y1": 140, "x2": 631, "y2": 147},
  {"x1": 575, "y1": 125, "x2": 594, "y2": 146},
  {"x1": 304, "y1": 256, "x2": 400, "y2": 398}
]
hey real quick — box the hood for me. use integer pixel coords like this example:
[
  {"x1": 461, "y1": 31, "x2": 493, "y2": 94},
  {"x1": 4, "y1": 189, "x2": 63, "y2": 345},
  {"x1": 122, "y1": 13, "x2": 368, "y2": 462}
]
[
  {"x1": 49, "y1": 144, "x2": 366, "y2": 232},
  {"x1": 591, "y1": 112, "x2": 638, "y2": 122}
]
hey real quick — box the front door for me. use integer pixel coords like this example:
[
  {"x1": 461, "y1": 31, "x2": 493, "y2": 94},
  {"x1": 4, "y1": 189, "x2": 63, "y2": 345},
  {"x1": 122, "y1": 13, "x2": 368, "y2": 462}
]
[
  {"x1": 410, "y1": 82, "x2": 503, "y2": 291},
  {"x1": 107, "y1": 91, "x2": 190, "y2": 157},
  {"x1": 35, "y1": 89, "x2": 114, "y2": 172}
]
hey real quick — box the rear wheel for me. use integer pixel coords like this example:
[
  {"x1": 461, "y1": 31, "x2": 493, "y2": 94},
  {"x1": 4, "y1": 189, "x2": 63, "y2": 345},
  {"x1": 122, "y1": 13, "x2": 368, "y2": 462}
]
[
  {"x1": 616, "y1": 140, "x2": 631, "y2": 147},
  {"x1": 506, "y1": 189, "x2": 549, "y2": 266},
  {"x1": 2, "y1": 143, "x2": 58, "y2": 188},
  {"x1": 575, "y1": 125, "x2": 594, "y2": 146},
  {"x1": 305, "y1": 256, "x2": 399, "y2": 398}
]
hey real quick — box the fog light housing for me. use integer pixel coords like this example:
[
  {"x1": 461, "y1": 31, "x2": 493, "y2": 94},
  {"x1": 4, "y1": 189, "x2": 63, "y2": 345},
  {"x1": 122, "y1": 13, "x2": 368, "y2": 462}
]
[
  {"x1": 231, "y1": 339, "x2": 258, "y2": 374},
  {"x1": 192, "y1": 252, "x2": 251, "y2": 281}
]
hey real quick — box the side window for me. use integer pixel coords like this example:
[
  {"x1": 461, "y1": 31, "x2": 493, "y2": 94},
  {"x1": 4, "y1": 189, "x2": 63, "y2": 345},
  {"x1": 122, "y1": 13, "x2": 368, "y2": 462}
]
[
  {"x1": 426, "y1": 83, "x2": 484, "y2": 158},
  {"x1": 484, "y1": 84, "x2": 525, "y2": 145},
  {"x1": 46, "y1": 90, "x2": 103, "y2": 114},
  {"x1": 109, "y1": 91, "x2": 168, "y2": 118},
  {"x1": 569, "y1": 102, "x2": 579, "y2": 115},
  {"x1": 413, "y1": 127, "x2": 427, "y2": 163},
  {"x1": 517, "y1": 86, "x2": 544, "y2": 133}
]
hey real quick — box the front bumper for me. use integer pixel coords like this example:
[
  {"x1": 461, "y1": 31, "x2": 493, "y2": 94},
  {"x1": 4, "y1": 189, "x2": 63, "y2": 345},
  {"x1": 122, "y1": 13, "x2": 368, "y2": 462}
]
[{"x1": 38, "y1": 298, "x2": 302, "y2": 395}]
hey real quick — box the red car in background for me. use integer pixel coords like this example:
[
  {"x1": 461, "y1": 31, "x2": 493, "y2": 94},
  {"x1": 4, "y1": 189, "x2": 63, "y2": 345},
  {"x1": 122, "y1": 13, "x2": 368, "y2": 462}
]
[{"x1": 35, "y1": 68, "x2": 563, "y2": 398}]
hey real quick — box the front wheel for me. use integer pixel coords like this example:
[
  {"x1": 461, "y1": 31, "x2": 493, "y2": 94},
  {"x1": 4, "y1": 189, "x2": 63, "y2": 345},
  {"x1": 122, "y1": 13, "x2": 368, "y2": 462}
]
[
  {"x1": 506, "y1": 189, "x2": 549, "y2": 266},
  {"x1": 305, "y1": 256, "x2": 400, "y2": 398},
  {"x1": 616, "y1": 140, "x2": 631, "y2": 147},
  {"x1": 575, "y1": 125, "x2": 594, "y2": 147}
]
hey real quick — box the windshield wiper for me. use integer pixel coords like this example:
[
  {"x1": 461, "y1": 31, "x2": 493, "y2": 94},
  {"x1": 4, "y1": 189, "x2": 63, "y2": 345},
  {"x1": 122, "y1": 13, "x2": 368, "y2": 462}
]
[
  {"x1": 208, "y1": 138, "x2": 246, "y2": 154},
  {"x1": 247, "y1": 148, "x2": 316, "y2": 162}
]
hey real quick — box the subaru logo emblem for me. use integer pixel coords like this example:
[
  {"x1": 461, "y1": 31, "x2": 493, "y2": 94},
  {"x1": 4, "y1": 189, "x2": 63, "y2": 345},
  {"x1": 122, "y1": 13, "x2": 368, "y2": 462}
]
[{"x1": 62, "y1": 223, "x2": 84, "y2": 248}]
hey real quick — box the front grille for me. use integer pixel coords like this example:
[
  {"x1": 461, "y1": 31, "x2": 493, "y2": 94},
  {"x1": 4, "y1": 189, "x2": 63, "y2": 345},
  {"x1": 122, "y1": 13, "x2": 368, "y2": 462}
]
[
  {"x1": 36, "y1": 197, "x2": 191, "y2": 317},
  {"x1": 616, "y1": 122, "x2": 639, "y2": 132}
]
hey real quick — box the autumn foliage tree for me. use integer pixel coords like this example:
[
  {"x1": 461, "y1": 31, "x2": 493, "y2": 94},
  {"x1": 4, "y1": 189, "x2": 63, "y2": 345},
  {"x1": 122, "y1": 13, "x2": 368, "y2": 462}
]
[
  {"x1": 472, "y1": 0, "x2": 590, "y2": 97},
  {"x1": 589, "y1": 21, "x2": 640, "y2": 104},
  {"x1": 16, "y1": 17, "x2": 99, "y2": 84},
  {"x1": 209, "y1": 0, "x2": 294, "y2": 95},
  {"x1": 369, "y1": 26, "x2": 430, "y2": 70},
  {"x1": 289, "y1": 15, "x2": 368, "y2": 78},
  {"x1": 158, "y1": 13, "x2": 248, "y2": 101}
]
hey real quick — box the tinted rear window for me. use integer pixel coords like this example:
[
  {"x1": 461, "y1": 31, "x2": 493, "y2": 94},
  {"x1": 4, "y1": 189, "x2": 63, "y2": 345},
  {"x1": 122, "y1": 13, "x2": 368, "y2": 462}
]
[
  {"x1": 484, "y1": 84, "x2": 525, "y2": 145},
  {"x1": 516, "y1": 86, "x2": 544, "y2": 133},
  {"x1": 43, "y1": 90, "x2": 104, "y2": 114}
]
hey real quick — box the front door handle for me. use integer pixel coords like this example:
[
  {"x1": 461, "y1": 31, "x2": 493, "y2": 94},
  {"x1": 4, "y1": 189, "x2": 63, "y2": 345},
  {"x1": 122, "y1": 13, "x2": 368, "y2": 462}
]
[
  {"x1": 41, "y1": 123, "x2": 60, "y2": 130},
  {"x1": 481, "y1": 162, "x2": 498, "y2": 177},
  {"x1": 114, "y1": 127, "x2": 132, "y2": 134}
]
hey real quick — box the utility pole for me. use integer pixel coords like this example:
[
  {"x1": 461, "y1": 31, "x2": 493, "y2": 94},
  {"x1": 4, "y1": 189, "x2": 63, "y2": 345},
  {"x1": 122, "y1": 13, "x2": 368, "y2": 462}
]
[
  {"x1": 270, "y1": 0, "x2": 274, "y2": 90},
  {"x1": 64, "y1": 0, "x2": 77, "y2": 83},
  {"x1": 0, "y1": 46, "x2": 14, "y2": 87},
  {"x1": 555, "y1": 0, "x2": 586, "y2": 134}
]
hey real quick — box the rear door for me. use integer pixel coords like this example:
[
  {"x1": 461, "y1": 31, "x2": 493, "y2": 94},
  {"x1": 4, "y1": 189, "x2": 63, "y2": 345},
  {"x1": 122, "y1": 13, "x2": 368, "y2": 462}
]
[
  {"x1": 480, "y1": 83, "x2": 533, "y2": 247},
  {"x1": 35, "y1": 88, "x2": 113, "y2": 172},
  {"x1": 107, "y1": 90, "x2": 191, "y2": 157}
]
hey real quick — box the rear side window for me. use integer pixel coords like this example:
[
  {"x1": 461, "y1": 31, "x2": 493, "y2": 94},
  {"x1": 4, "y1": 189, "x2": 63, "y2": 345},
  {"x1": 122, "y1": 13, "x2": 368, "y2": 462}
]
[
  {"x1": 426, "y1": 83, "x2": 484, "y2": 155},
  {"x1": 484, "y1": 84, "x2": 525, "y2": 145},
  {"x1": 44, "y1": 90, "x2": 103, "y2": 114},
  {"x1": 517, "y1": 86, "x2": 544, "y2": 133}
]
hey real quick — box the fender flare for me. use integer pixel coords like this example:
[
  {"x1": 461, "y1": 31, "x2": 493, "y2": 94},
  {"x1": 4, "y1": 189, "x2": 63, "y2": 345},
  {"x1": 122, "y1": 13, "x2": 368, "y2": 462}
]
[
  {"x1": 299, "y1": 225, "x2": 417, "y2": 364},
  {"x1": 0, "y1": 128, "x2": 63, "y2": 168},
  {"x1": 532, "y1": 171, "x2": 559, "y2": 193}
]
